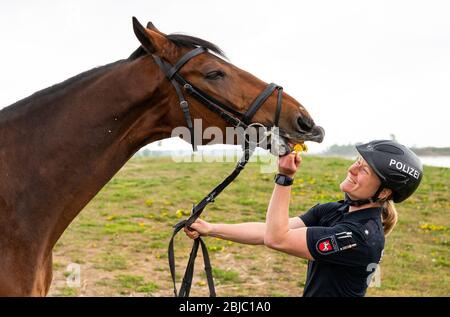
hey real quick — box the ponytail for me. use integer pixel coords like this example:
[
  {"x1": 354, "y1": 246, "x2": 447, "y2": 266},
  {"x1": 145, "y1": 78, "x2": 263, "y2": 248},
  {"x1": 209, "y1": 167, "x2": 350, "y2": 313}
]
[{"x1": 381, "y1": 200, "x2": 398, "y2": 236}]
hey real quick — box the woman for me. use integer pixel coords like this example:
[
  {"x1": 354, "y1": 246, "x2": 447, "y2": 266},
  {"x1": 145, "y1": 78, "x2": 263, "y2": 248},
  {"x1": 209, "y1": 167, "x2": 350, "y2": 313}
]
[{"x1": 184, "y1": 140, "x2": 423, "y2": 297}]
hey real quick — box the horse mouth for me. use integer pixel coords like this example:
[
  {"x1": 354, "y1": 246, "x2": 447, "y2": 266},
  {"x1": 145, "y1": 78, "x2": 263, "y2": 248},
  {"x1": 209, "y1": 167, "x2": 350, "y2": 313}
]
[{"x1": 274, "y1": 126, "x2": 325, "y2": 156}]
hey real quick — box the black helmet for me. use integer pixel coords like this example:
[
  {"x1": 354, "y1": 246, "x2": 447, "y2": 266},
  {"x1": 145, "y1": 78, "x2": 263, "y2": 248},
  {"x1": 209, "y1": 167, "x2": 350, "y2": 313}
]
[{"x1": 356, "y1": 140, "x2": 423, "y2": 203}]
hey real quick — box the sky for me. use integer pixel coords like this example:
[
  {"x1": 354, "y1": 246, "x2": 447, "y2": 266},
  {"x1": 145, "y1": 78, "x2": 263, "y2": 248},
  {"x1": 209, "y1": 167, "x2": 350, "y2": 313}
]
[{"x1": 1, "y1": 0, "x2": 449, "y2": 153}]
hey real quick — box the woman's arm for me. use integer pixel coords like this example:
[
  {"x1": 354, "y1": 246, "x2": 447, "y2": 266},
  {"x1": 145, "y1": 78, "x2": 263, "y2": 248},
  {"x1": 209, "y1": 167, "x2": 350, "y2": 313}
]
[
  {"x1": 209, "y1": 222, "x2": 266, "y2": 245},
  {"x1": 184, "y1": 217, "x2": 306, "y2": 245},
  {"x1": 264, "y1": 153, "x2": 313, "y2": 260}
]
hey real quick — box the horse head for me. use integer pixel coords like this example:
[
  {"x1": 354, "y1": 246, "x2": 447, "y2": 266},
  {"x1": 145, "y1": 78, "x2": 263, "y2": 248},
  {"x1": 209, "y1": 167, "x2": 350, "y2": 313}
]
[{"x1": 132, "y1": 17, "x2": 324, "y2": 154}]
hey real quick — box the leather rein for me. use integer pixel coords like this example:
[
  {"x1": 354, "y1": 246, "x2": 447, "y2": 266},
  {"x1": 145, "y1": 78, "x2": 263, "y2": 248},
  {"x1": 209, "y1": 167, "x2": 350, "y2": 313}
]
[{"x1": 150, "y1": 46, "x2": 284, "y2": 296}]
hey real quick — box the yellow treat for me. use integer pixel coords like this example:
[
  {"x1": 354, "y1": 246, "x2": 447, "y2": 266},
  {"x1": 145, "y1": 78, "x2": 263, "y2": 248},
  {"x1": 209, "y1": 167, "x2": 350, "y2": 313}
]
[{"x1": 293, "y1": 143, "x2": 308, "y2": 153}]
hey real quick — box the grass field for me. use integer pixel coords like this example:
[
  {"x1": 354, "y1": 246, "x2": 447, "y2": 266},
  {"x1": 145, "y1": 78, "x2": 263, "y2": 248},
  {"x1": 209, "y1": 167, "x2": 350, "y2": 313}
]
[{"x1": 48, "y1": 155, "x2": 449, "y2": 296}]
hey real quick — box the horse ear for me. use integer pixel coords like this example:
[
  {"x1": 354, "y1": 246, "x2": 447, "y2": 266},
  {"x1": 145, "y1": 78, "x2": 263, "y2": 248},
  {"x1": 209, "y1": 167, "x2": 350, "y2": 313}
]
[
  {"x1": 132, "y1": 17, "x2": 169, "y2": 55},
  {"x1": 132, "y1": 17, "x2": 156, "y2": 53},
  {"x1": 146, "y1": 21, "x2": 165, "y2": 35}
]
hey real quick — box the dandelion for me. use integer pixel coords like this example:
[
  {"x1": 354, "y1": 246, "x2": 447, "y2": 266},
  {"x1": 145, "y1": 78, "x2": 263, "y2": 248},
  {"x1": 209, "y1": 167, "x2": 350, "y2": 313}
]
[
  {"x1": 175, "y1": 209, "x2": 190, "y2": 218},
  {"x1": 208, "y1": 245, "x2": 225, "y2": 252},
  {"x1": 196, "y1": 281, "x2": 206, "y2": 287},
  {"x1": 419, "y1": 223, "x2": 448, "y2": 232},
  {"x1": 293, "y1": 143, "x2": 308, "y2": 153}
]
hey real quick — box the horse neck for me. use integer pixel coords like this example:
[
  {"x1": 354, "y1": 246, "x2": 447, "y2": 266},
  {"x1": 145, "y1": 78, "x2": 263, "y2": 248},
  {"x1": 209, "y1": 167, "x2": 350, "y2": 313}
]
[{"x1": 0, "y1": 56, "x2": 177, "y2": 255}]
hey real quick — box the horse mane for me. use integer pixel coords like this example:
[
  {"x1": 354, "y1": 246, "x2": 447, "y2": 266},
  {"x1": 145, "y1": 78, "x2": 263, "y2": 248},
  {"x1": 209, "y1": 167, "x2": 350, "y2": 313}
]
[
  {"x1": 1, "y1": 33, "x2": 225, "y2": 116},
  {"x1": 128, "y1": 33, "x2": 226, "y2": 60},
  {"x1": 167, "y1": 33, "x2": 226, "y2": 57}
]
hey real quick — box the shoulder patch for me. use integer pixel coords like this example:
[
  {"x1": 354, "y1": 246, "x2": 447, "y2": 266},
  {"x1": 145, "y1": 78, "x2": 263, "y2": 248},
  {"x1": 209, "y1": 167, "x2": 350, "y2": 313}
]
[
  {"x1": 316, "y1": 236, "x2": 338, "y2": 254},
  {"x1": 316, "y1": 232, "x2": 358, "y2": 255}
]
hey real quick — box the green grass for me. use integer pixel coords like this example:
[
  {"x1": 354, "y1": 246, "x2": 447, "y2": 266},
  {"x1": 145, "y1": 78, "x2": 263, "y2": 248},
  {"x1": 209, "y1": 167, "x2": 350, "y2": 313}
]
[
  {"x1": 212, "y1": 268, "x2": 242, "y2": 284},
  {"x1": 93, "y1": 254, "x2": 128, "y2": 271},
  {"x1": 94, "y1": 275, "x2": 158, "y2": 295},
  {"x1": 114, "y1": 275, "x2": 159, "y2": 295},
  {"x1": 57, "y1": 287, "x2": 78, "y2": 297},
  {"x1": 49, "y1": 156, "x2": 449, "y2": 296}
]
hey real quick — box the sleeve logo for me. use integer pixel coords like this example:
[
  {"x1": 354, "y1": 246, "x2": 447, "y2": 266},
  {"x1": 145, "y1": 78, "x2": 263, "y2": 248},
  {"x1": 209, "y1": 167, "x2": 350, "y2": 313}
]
[
  {"x1": 316, "y1": 236, "x2": 338, "y2": 255},
  {"x1": 316, "y1": 232, "x2": 357, "y2": 255},
  {"x1": 319, "y1": 239, "x2": 333, "y2": 252}
]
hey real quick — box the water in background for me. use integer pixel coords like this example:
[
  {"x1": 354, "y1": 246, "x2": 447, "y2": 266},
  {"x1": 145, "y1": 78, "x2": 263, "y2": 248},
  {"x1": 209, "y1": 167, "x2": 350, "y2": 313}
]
[
  {"x1": 134, "y1": 147, "x2": 450, "y2": 168},
  {"x1": 322, "y1": 154, "x2": 450, "y2": 168},
  {"x1": 419, "y1": 156, "x2": 450, "y2": 168}
]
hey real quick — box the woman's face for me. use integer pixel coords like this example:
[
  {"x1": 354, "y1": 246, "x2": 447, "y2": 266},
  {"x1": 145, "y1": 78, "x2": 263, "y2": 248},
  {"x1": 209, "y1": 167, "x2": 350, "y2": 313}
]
[{"x1": 340, "y1": 155, "x2": 381, "y2": 200}]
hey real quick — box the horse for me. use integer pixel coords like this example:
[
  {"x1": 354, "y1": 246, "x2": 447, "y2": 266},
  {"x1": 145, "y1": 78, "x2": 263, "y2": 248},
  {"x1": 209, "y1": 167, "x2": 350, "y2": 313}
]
[{"x1": 0, "y1": 17, "x2": 324, "y2": 296}]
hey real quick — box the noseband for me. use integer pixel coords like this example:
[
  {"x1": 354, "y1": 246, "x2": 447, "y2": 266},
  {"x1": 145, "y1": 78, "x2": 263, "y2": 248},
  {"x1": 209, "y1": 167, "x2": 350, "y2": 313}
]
[
  {"x1": 152, "y1": 46, "x2": 283, "y2": 151},
  {"x1": 149, "y1": 46, "x2": 284, "y2": 297}
]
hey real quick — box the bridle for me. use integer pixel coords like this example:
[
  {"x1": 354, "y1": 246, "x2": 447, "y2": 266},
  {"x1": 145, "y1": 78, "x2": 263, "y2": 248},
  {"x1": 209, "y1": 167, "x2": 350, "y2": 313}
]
[
  {"x1": 150, "y1": 46, "x2": 285, "y2": 297},
  {"x1": 151, "y1": 46, "x2": 284, "y2": 151},
  {"x1": 153, "y1": 46, "x2": 284, "y2": 297}
]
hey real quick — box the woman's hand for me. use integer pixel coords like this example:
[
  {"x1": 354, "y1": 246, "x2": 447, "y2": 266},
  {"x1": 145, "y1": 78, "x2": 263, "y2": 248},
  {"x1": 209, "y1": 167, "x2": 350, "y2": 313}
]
[
  {"x1": 183, "y1": 218, "x2": 213, "y2": 240},
  {"x1": 278, "y1": 152, "x2": 302, "y2": 178}
]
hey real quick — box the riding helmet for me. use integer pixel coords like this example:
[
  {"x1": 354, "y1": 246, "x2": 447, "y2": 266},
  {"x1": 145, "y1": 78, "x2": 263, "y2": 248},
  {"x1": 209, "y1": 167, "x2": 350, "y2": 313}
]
[{"x1": 356, "y1": 140, "x2": 423, "y2": 203}]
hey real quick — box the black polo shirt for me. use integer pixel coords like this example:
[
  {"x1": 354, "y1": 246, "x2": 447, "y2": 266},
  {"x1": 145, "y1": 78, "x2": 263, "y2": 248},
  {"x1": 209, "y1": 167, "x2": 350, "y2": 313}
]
[{"x1": 299, "y1": 201, "x2": 385, "y2": 297}]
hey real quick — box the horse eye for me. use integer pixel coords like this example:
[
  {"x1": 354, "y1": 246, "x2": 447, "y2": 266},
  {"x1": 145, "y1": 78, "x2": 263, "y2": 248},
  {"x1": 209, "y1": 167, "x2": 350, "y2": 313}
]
[{"x1": 205, "y1": 70, "x2": 225, "y2": 80}]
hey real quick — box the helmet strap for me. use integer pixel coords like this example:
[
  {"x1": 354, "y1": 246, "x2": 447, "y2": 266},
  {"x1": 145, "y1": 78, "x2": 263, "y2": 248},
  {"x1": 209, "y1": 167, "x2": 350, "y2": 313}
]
[{"x1": 344, "y1": 186, "x2": 384, "y2": 207}]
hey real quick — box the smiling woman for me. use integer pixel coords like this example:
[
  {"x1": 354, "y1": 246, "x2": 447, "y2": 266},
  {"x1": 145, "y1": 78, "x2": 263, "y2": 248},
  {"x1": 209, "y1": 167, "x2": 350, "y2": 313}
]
[
  {"x1": 341, "y1": 154, "x2": 396, "y2": 235},
  {"x1": 185, "y1": 139, "x2": 424, "y2": 297}
]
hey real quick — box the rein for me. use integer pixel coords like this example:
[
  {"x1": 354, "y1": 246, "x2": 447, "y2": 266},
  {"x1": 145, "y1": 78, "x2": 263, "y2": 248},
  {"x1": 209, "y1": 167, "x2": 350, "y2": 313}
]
[
  {"x1": 168, "y1": 141, "x2": 255, "y2": 297},
  {"x1": 150, "y1": 46, "x2": 283, "y2": 296}
]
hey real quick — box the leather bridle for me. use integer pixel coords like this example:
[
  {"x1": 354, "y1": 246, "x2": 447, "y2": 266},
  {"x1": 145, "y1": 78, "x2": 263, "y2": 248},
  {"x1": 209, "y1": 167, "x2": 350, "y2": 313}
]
[
  {"x1": 152, "y1": 46, "x2": 283, "y2": 151},
  {"x1": 149, "y1": 46, "x2": 285, "y2": 297}
]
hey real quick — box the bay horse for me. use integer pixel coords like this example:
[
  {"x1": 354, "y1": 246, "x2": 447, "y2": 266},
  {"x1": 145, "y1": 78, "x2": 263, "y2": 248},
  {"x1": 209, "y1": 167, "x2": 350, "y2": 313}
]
[{"x1": 0, "y1": 18, "x2": 324, "y2": 296}]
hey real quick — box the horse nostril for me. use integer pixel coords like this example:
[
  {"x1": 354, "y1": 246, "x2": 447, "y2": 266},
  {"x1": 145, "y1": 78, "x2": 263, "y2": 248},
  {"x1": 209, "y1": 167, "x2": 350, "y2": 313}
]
[{"x1": 297, "y1": 117, "x2": 313, "y2": 132}]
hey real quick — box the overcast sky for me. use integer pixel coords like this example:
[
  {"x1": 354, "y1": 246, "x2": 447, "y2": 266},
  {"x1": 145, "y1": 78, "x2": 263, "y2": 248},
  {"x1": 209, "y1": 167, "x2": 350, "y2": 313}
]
[{"x1": 1, "y1": 0, "x2": 449, "y2": 153}]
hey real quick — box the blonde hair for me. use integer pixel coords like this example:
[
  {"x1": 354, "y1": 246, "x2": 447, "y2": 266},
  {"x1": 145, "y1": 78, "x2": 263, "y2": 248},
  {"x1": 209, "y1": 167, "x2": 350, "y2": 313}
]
[{"x1": 381, "y1": 200, "x2": 398, "y2": 236}]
